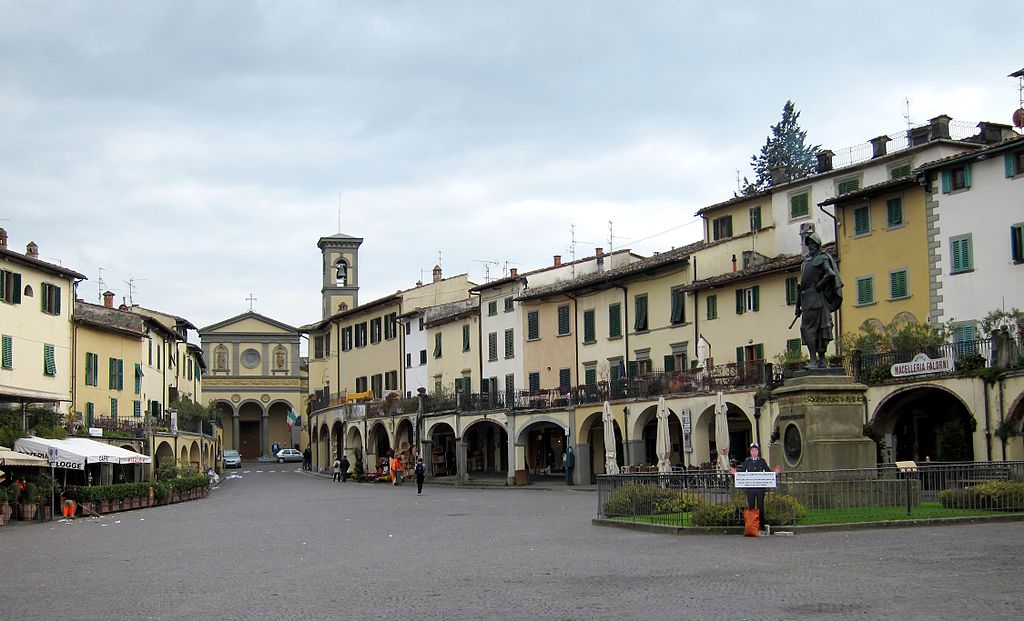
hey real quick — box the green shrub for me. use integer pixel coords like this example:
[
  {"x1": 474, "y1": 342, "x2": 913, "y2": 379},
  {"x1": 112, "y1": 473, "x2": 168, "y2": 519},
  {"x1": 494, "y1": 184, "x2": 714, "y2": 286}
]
[
  {"x1": 939, "y1": 482, "x2": 1024, "y2": 511},
  {"x1": 23, "y1": 482, "x2": 39, "y2": 503},
  {"x1": 764, "y1": 494, "x2": 806, "y2": 525},
  {"x1": 691, "y1": 499, "x2": 744, "y2": 526},
  {"x1": 0, "y1": 487, "x2": 8, "y2": 503},
  {"x1": 602, "y1": 484, "x2": 704, "y2": 516},
  {"x1": 152, "y1": 483, "x2": 169, "y2": 500}
]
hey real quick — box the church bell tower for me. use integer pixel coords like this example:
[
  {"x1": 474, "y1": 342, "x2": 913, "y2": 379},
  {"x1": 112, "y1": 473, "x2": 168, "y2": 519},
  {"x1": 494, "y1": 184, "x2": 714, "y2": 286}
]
[{"x1": 318, "y1": 233, "x2": 363, "y2": 319}]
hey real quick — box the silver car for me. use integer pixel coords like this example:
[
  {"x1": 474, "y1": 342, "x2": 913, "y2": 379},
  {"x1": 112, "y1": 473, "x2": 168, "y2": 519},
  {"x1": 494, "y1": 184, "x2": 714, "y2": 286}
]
[
  {"x1": 276, "y1": 448, "x2": 303, "y2": 463},
  {"x1": 223, "y1": 450, "x2": 241, "y2": 468}
]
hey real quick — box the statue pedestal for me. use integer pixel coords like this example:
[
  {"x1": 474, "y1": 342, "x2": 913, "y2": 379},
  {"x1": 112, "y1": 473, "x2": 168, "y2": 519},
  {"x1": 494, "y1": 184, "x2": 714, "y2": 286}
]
[{"x1": 769, "y1": 373, "x2": 875, "y2": 471}]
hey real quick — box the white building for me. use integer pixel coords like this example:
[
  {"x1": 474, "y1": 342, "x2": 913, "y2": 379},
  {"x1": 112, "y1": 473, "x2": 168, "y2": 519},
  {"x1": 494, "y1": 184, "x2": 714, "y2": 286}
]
[{"x1": 400, "y1": 307, "x2": 429, "y2": 397}]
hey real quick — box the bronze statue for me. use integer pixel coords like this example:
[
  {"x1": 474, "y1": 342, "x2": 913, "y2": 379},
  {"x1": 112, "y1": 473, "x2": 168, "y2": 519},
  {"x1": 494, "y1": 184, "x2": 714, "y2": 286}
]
[{"x1": 794, "y1": 232, "x2": 842, "y2": 368}]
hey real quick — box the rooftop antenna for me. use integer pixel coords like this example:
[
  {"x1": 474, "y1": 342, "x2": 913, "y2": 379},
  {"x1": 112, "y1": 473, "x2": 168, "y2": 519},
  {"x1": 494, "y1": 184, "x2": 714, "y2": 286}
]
[
  {"x1": 902, "y1": 97, "x2": 913, "y2": 130},
  {"x1": 1011, "y1": 67, "x2": 1024, "y2": 129},
  {"x1": 473, "y1": 259, "x2": 500, "y2": 282},
  {"x1": 736, "y1": 170, "x2": 742, "y2": 194},
  {"x1": 246, "y1": 293, "x2": 258, "y2": 312},
  {"x1": 123, "y1": 276, "x2": 146, "y2": 305},
  {"x1": 96, "y1": 267, "x2": 106, "y2": 303},
  {"x1": 337, "y1": 192, "x2": 342, "y2": 234}
]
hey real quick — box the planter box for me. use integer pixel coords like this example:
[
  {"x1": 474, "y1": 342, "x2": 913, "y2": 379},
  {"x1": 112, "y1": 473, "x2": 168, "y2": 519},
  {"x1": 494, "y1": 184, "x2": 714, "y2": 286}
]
[
  {"x1": 40, "y1": 506, "x2": 52, "y2": 521},
  {"x1": 0, "y1": 502, "x2": 12, "y2": 523},
  {"x1": 18, "y1": 502, "x2": 37, "y2": 521}
]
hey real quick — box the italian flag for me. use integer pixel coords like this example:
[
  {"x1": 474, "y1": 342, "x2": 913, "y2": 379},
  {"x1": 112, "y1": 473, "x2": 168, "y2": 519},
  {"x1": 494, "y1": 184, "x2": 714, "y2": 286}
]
[{"x1": 286, "y1": 409, "x2": 300, "y2": 430}]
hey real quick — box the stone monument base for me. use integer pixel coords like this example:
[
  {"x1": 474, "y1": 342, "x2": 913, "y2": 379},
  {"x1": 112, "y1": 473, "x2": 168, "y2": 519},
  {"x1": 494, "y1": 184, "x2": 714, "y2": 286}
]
[{"x1": 769, "y1": 374, "x2": 876, "y2": 472}]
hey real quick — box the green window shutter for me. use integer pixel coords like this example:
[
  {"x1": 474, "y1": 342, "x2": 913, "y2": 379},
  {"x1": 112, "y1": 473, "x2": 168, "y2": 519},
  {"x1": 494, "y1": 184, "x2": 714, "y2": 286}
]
[
  {"x1": 609, "y1": 364, "x2": 621, "y2": 382},
  {"x1": 706, "y1": 295, "x2": 717, "y2": 320},
  {"x1": 504, "y1": 329, "x2": 514, "y2": 358},
  {"x1": 626, "y1": 360, "x2": 638, "y2": 379},
  {"x1": 751, "y1": 286, "x2": 760, "y2": 311},
  {"x1": 890, "y1": 270, "x2": 908, "y2": 299},
  {"x1": 528, "y1": 372, "x2": 540, "y2": 393},
  {"x1": 85, "y1": 402, "x2": 94, "y2": 427},
  {"x1": 558, "y1": 368, "x2": 571, "y2": 389},
  {"x1": 886, "y1": 198, "x2": 903, "y2": 227},
  {"x1": 92, "y1": 354, "x2": 99, "y2": 386},
  {"x1": 754, "y1": 344, "x2": 764, "y2": 360},
  {"x1": 785, "y1": 277, "x2": 798, "y2": 305},
  {"x1": 663, "y1": 354, "x2": 675, "y2": 372},
  {"x1": 12, "y1": 273, "x2": 21, "y2": 304},
  {"x1": 735, "y1": 289, "x2": 744, "y2": 314},
  {"x1": 133, "y1": 400, "x2": 142, "y2": 418},
  {"x1": 1006, "y1": 153, "x2": 1017, "y2": 178},
  {"x1": 583, "y1": 309, "x2": 595, "y2": 342},
  {"x1": 433, "y1": 333, "x2": 442, "y2": 357},
  {"x1": 55, "y1": 286, "x2": 61, "y2": 315},
  {"x1": 963, "y1": 164, "x2": 972, "y2": 188},
  {"x1": 791, "y1": 193, "x2": 809, "y2": 218},
  {"x1": 838, "y1": 178, "x2": 860, "y2": 194},
  {"x1": 118, "y1": 359, "x2": 124, "y2": 390},
  {"x1": 786, "y1": 338, "x2": 801, "y2": 352},
  {"x1": 1, "y1": 335, "x2": 11, "y2": 369},
  {"x1": 43, "y1": 344, "x2": 56, "y2": 376},
  {"x1": 463, "y1": 324, "x2": 471, "y2": 350},
  {"x1": 1011, "y1": 225, "x2": 1024, "y2": 263},
  {"x1": 856, "y1": 277, "x2": 874, "y2": 305},
  {"x1": 670, "y1": 289, "x2": 685, "y2": 324},
  {"x1": 951, "y1": 236, "x2": 972, "y2": 272},
  {"x1": 749, "y1": 207, "x2": 761, "y2": 231},
  {"x1": 890, "y1": 164, "x2": 911, "y2": 178},
  {"x1": 941, "y1": 170, "x2": 952, "y2": 193},
  {"x1": 110, "y1": 398, "x2": 118, "y2": 420},
  {"x1": 0, "y1": 271, "x2": 5, "y2": 301},
  {"x1": 608, "y1": 304, "x2": 621, "y2": 338},
  {"x1": 527, "y1": 311, "x2": 539, "y2": 340},
  {"x1": 134, "y1": 363, "x2": 142, "y2": 394},
  {"x1": 557, "y1": 305, "x2": 570, "y2": 335},
  {"x1": 488, "y1": 332, "x2": 497, "y2": 360},
  {"x1": 108, "y1": 358, "x2": 115, "y2": 388},
  {"x1": 736, "y1": 347, "x2": 745, "y2": 364},
  {"x1": 854, "y1": 206, "x2": 870, "y2": 235},
  {"x1": 634, "y1": 295, "x2": 648, "y2": 331},
  {"x1": 585, "y1": 368, "x2": 597, "y2": 386}
]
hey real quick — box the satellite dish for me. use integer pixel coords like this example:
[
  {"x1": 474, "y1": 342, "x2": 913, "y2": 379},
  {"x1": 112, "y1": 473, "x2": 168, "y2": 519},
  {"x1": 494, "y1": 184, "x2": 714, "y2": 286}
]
[{"x1": 1013, "y1": 108, "x2": 1024, "y2": 129}]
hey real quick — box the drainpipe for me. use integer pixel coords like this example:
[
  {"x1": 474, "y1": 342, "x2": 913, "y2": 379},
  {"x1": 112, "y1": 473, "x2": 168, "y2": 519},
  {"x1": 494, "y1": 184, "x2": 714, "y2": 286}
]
[
  {"x1": 692, "y1": 256, "x2": 698, "y2": 371},
  {"x1": 565, "y1": 292, "x2": 580, "y2": 392},
  {"x1": 983, "y1": 379, "x2": 992, "y2": 462},
  {"x1": 614, "y1": 284, "x2": 630, "y2": 464}
]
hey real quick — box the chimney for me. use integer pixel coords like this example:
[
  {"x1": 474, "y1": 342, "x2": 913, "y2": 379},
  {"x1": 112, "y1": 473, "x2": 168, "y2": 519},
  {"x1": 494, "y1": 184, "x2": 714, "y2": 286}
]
[
  {"x1": 928, "y1": 115, "x2": 952, "y2": 141},
  {"x1": 595, "y1": 247, "x2": 604, "y2": 257},
  {"x1": 26, "y1": 241, "x2": 39, "y2": 258},
  {"x1": 102, "y1": 291, "x2": 115, "y2": 308},
  {"x1": 553, "y1": 255, "x2": 562, "y2": 266},
  {"x1": 870, "y1": 135, "x2": 890, "y2": 158},
  {"x1": 770, "y1": 164, "x2": 788, "y2": 186},
  {"x1": 908, "y1": 124, "x2": 930, "y2": 146},
  {"x1": 432, "y1": 264, "x2": 442, "y2": 283},
  {"x1": 976, "y1": 121, "x2": 1016, "y2": 144},
  {"x1": 731, "y1": 254, "x2": 737, "y2": 273},
  {"x1": 0, "y1": 228, "x2": 7, "y2": 249},
  {"x1": 815, "y1": 150, "x2": 834, "y2": 173},
  {"x1": 509, "y1": 268, "x2": 517, "y2": 278}
]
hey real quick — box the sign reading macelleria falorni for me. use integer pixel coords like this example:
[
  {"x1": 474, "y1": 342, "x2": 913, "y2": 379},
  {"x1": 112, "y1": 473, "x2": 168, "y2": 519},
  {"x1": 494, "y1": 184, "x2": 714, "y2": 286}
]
[{"x1": 890, "y1": 353, "x2": 954, "y2": 378}]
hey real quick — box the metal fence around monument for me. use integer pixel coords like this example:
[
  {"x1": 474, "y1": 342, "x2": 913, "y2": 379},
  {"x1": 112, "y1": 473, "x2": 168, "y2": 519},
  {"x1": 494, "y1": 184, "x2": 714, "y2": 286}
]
[{"x1": 597, "y1": 462, "x2": 1024, "y2": 528}]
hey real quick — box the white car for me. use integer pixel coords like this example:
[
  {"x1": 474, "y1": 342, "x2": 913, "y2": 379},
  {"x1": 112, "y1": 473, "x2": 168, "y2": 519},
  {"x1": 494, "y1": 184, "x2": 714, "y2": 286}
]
[
  {"x1": 223, "y1": 450, "x2": 241, "y2": 468},
  {"x1": 275, "y1": 448, "x2": 303, "y2": 463}
]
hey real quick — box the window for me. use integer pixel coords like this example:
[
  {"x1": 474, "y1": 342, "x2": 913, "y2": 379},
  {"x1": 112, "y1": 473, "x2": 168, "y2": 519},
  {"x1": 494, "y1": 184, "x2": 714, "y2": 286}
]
[
  {"x1": 133, "y1": 400, "x2": 142, "y2": 418},
  {"x1": 790, "y1": 191, "x2": 810, "y2": 219},
  {"x1": 583, "y1": 309, "x2": 596, "y2": 343},
  {"x1": 528, "y1": 372, "x2": 540, "y2": 393},
  {"x1": 837, "y1": 177, "x2": 860, "y2": 195},
  {"x1": 433, "y1": 333, "x2": 442, "y2": 358},
  {"x1": 41, "y1": 283, "x2": 61, "y2": 315},
  {"x1": 735, "y1": 286, "x2": 759, "y2": 314},
  {"x1": 584, "y1": 366, "x2": 597, "y2": 386},
  {"x1": 371, "y1": 374, "x2": 383, "y2": 398},
  {"x1": 1006, "y1": 151, "x2": 1024, "y2": 178},
  {"x1": 488, "y1": 332, "x2": 498, "y2": 361},
  {"x1": 886, "y1": 197, "x2": 904, "y2": 228},
  {"x1": 418, "y1": 317, "x2": 424, "y2": 331},
  {"x1": 384, "y1": 313, "x2": 397, "y2": 340},
  {"x1": 889, "y1": 269, "x2": 909, "y2": 300},
  {"x1": 942, "y1": 164, "x2": 971, "y2": 193},
  {"x1": 419, "y1": 350, "x2": 427, "y2": 365},
  {"x1": 342, "y1": 327, "x2": 353, "y2": 351},
  {"x1": 355, "y1": 322, "x2": 367, "y2": 347},
  {"x1": 355, "y1": 376, "x2": 367, "y2": 393},
  {"x1": 706, "y1": 295, "x2": 718, "y2": 320},
  {"x1": 463, "y1": 324, "x2": 471, "y2": 351},
  {"x1": 670, "y1": 288, "x2": 686, "y2": 325},
  {"x1": 370, "y1": 317, "x2": 382, "y2": 344},
  {"x1": 749, "y1": 206, "x2": 762, "y2": 231},
  {"x1": 85, "y1": 402, "x2": 94, "y2": 426},
  {"x1": 84, "y1": 352, "x2": 98, "y2": 385},
  {"x1": 406, "y1": 353, "x2": 412, "y2": 368},
  {"x1": 853, "y1": 205, "x2": 871, "y2": 236},
  {"x1": 785, "y1": 277, "x2": 798, "y2": 306},
  {"x1": 314, "y1": 336, "x2": 324, "y2": 359},
  {"x1": 712, "y1": 215, "x2": 733, "y2": 241},
  {"x1": 890, "y1": 163, "x2": 912, "y2": 179},
  {"x1": 786, "y1": 338, "x2": 801, "y2": 353},
  {"x1": 148, "y1": 339, "x2": 152, "y2": 366},
  {"x1": 950, "y1": 234, "x2": 973, "y2": 273},
  {"x1": 527, "y1": 311, "x2": 540, "y2": 340},
  {"x1": 856, "y1": 276, "x2": 875, "y2": 305},
  {"x1": 558, "y1": 368, "x2": 571, "y2": 390},
  {"x1": 505, "y1": 374, "x2": 515, "y2": 400},
  {"x1": 1, "y1": 335, "x2": 11, "y2": 369},
  {"x1": 953, "y1": 323, "x2": 978, "y2": 357},
  {"x1": 110, "y1": 398, "x2": 118, "y2": 420},
  {"x1": 156, "y1": 345, "x2": 161, "y2": 370},
  {"x1": 634, "y1": 294, "x2": 648, "y2": 331},
  {"x1": 1010, "y1": 223, "x2": 1023, "y2": 263},
  {"x1": 504, "y1": 296, "x2": 514, "y2": 312},
  {"x1": 487, "y1": 300, "x2": 498, "y2": 316},
  {"x1": 385, "y1": 370, "x2": 398, "y2": 391},
  {"x1": 405, "y1": 321, "x2": 412, "y2": 336},
  {"x1": 557, "y1": 305, "x2": 570, "y2": 336},
  {"x1": 108, "y1": 358, "x2": 124, "y2": 390},
  {"x1": 134, "y1": 363, "x2": 143, "y2": 394},
  {"x1": 0, "y1": 269, "x2": 23, "y2": 304},
  {"x1": 504, "y1": 329, "x2": 514, "y2": 359},
  {"x1": 608, "y1": 303, "x2": 622, "y2": 338}
]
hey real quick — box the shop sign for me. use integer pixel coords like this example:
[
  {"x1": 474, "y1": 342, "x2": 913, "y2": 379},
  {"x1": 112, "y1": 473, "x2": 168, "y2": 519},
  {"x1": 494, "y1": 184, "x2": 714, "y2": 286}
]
[
  {"x1": 890, "y1": 353, "x2": 953, "y2": 377},
  {"x1": 88, "y1": 427, "x2": 103, "y2": 437},
  {"x1": 734, "y1": 471, "x2": 777, "y2": 488}
]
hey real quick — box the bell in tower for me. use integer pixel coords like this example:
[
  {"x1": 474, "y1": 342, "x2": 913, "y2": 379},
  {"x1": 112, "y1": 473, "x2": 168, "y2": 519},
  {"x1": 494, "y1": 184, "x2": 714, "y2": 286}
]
[{"x1": 317, "y1": 233, "x2": 363, "y2": 320}]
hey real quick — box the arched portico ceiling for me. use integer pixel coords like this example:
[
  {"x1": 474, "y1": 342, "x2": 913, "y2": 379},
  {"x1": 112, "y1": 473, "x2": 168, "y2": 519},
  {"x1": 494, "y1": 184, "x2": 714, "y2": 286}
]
[
  {"x1": 514, "y1": 415, "x2": 568, "y2": 446},
  {"x1": 871, "y1": 383, "x2": 972, "y2": 430}
]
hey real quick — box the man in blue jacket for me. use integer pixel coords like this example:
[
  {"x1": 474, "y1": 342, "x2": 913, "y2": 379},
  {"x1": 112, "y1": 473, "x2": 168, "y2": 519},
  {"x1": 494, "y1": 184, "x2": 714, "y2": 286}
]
[{"x1": 730, "y1": 443, "x2": 781, "y2": 532}]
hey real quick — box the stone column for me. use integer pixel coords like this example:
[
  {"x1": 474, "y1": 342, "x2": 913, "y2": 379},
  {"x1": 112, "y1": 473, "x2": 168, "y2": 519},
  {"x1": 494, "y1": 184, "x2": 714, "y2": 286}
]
[
  {"x1": 574, "y1": 442, "x2": 590, "y2": 485},
  {"x1": 261, "y1": 412, "x2": 270, "y2": 459},
  {"x1": 421, "y1": 439, "x2": 433, "y2": 479},
  {"x1": 232, "y1": 413, "x2": 240, "y2": 452},
  {"x1": 625, "y1": 440, "x2": 643, "y2": 467},
  {"x1": 456, "y1": 438, "x2": 468, "y2": 484}
]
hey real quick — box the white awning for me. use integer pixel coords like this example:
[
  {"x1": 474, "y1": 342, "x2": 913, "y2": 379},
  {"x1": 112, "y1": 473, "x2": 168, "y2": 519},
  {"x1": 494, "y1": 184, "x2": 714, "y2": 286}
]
[
  {"x1": 0, "y1": 446, "x2": 49, "y2": 467},
  {"x1": 13, "y1": 436, "x2": 151, "y2": 470},
  {"x1": 0, "y1": 384, "x2": 72, "y2": 402},
  {"x1": 64, "y1": 438, "x2": 151, "y2": 465}
]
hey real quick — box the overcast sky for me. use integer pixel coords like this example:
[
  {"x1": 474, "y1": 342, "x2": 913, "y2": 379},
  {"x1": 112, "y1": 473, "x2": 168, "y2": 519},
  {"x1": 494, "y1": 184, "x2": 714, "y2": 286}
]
[{"x1": 3, "y1": 1, "x2": 1021, "y2": 333}]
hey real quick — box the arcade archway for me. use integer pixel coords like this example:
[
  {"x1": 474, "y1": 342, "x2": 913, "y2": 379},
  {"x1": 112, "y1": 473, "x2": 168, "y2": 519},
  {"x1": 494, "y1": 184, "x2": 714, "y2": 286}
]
[
  {"x1": 873, "y1": 386, "x2": 975, "y2": 462},
  {"x1": 464, "y1": 419, "x2": 508, "y2": 477}
]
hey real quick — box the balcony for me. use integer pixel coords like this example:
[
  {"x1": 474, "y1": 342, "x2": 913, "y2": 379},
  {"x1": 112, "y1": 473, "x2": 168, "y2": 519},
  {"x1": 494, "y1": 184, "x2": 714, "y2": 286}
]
[{"x1": 849, "y1": 337, "x2": 1022, "y2": 384}]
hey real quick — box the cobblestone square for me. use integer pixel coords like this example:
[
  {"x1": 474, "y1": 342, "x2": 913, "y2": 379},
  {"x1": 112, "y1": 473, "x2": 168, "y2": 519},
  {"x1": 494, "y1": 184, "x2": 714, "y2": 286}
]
[{"x1": 2, "y1": 468, "x2": 1021, "y2": 620}]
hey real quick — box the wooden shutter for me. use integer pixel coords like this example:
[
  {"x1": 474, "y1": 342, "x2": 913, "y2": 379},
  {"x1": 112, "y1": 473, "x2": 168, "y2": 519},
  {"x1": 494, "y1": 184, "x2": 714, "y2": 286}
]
[
  {"x1": 706, "y1": 295, "x2": 717, "y2": 320},
  {"x1": 963, "y1": 164, "x2": 972, "y2": 188},
  {"x1": 890, "y1": 271, "x2": 908, "y2": 299},
  {"x1": 670, "y1": 289, "x2": 685, "y2": 324},
  {"x1": 609, "y1": 304, "x2": 621, "y2": 338},
  {"x1": 463, "y1": 324, "x2": 471, "y2": 350},
  {"x1": 504, "y1": 329, "x2": 513, "y2": 358},
  {"x1": 941, "y1": 170, "x2": 952, "y2": 193},
  {"x1": 558, "y1": 368, "x2": 571, "y2": 389},
  {"x1": 1006, "y1": 153, "x2": 1018, "y2": 178},
  {"x1": 527, "y1": 311, "x2": 539, "y2": 340},
  {"x1": 434, "y1": 333, "x2": 442, "y2": 357},
  {"x1": 634, "y1": 295, "x2": 648, "y2": 331},
  {"x1": 886, "y1": 198, "x2": 903, "y2": 227},
  {"x1": 663, "y1": 354, "x2": 675, "y2": 372},
  {"x1": 735, "y1": 347, "x2": 745, "y2": 364},
  {"x1": 785, "y1": 277, "x2": 798, "y2": 305},
  {"x1": 735, "y1": 289, "x2": 745, "y2": 314},
  {"x1": 752, "y1": 286, "x2": 760, "y2": 311},
  {"x1": 584, "y1": 368, "x2": 596, "y2": 386},
  {"x1": 12, "y1": 273, "x2": 21, "y2": 304},
  {"x1": 583, "y1": 309, "x2": 595, "y2": 342},
  {"x1": 134, "y1": 400, "x2": 142, "y2": 417},
  {"x1": 857, "y1": 277, "x2": 873, "y2": 305},
  {"x1": 626, "y1": 361, "x2": 638, "y2": 379},
  {"x1": 754, "y1": 344, "x2": 764, "y2": 360},
  {"x1": 109, "y1": 357, "x2": 116, "y2": 388},
  {"x1": 558, "y1": 305, "x2": 570, "y2": 335},
  {"x1": 854, "y1": 206, "x2": 870, "y2": 235},
  {"x1": 786, "y1": 338, "x2": 801, "y2": 352},
  {"x1": 488, "y1": 332, "x2": 497, "y2": 360},
  {"x1": 1, "y1": 335, "x2": 11, "y2": 369},
  {"x1": 43, "y1": 344, "x2": 56, "y2": 376}
]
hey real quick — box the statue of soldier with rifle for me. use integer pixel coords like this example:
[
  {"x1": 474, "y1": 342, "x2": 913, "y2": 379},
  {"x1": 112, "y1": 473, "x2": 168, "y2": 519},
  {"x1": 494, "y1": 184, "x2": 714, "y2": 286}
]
[{"x1": 792, "y1": 230, "x2": 843, "y2": 368}]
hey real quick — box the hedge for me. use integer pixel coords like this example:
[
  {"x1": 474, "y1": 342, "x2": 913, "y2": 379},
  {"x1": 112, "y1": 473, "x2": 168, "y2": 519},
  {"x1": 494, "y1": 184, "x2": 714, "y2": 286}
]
[
  {"x1": 602, "y1": 484, "x2": 703, "y2": 516},
  {"x1": 938, "y1": 482, "x2": 1024, "y2": 511}
]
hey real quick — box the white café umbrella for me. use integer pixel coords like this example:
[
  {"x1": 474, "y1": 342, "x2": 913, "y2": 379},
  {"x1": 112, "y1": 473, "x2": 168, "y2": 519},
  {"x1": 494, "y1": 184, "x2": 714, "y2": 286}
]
[
  {"x1": 602, "y1": 401, "x2": 620, "y2": 475},
  {"x1": 714, "y1": 391, "x2": 730, "y2": 472},
  {"x1": 656, "y1": 397, "x2": 672, "y2": 473}
]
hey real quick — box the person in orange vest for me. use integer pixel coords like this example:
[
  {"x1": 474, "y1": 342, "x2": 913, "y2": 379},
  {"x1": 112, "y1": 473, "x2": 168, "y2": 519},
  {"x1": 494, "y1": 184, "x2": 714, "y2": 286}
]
[{"x1": 391, "y1": 455, "x2": 403, "y2": 486}]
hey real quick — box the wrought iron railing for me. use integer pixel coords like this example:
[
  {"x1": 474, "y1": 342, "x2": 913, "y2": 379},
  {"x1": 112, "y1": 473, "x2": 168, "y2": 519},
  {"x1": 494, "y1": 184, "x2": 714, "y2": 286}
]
[{"x1": 847, "y1": 338, "x2": 1024, "y2": 384}]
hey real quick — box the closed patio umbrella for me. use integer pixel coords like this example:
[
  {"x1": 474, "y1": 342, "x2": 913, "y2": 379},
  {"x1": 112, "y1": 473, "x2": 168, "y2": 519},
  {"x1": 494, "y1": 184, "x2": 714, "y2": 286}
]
[
  {"x1": 656, "y1": 397, "x2": 672, "y2": 473},
  {"x1": 714, "y1": 391, "x2": 730, "y2": 472},
  {"x1": 602, "y1": 401, "x2": 619, "y2": 475}
]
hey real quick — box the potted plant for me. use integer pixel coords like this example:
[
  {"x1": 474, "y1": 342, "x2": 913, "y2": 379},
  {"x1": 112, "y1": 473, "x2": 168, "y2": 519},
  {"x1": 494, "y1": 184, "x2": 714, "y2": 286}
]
[
  {"x1": 0, "y1": 487, "x2": 9, "y2": 526},
  {"x1": 19, "y1": 482, "x2": 38, "y2": 521}
]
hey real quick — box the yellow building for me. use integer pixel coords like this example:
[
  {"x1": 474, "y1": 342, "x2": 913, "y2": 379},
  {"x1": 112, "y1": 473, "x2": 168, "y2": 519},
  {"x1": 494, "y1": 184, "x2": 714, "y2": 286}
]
[
  {"x1": 200, "y1": 312, "x2": 306, "y2": 461},
  {"x1": 821, "y1": 177, "x2": 931, "y2": 333},
  {"x1": 424, "y1": 299, "x2": 480, "y2": 396},
  {"x1": 0, "y1": 230, "x2": 86, "y2": 421},
  {"x1": 73, "y1": 301, "x2": 147, "y2": 430}
]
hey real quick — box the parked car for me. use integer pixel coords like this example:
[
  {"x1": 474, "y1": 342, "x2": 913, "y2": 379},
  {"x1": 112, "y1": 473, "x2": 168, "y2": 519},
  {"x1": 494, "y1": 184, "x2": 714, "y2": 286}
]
[
  {"x1": 223, "y1": 450, "x2": 241, "y2": 468},
  {"x1": 275, "y1": 448, "x2": 303, "y2": 463}
]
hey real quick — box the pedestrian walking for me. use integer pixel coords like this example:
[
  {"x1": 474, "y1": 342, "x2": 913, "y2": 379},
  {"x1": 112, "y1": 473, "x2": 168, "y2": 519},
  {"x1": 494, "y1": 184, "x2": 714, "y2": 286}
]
[
  {"x1": 302, "y1": 447, "x2": 312, "y2": 471},
  {"x1": 332, "y1": 456, "x2": 341, "y2": 482},
  {"x1": 391, "y1": 455, "x2": 403, "y2": 486},
  {"x1": 340, "y1": 454, "x2": 350, "y2": 482},
  {"x1": 414, "y1": 457, "x2": 426, "y2": 495}
]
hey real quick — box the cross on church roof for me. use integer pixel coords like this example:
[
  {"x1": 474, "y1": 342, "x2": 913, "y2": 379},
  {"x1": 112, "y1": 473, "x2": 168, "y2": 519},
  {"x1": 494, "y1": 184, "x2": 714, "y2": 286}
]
[{"x1": 246, "y1": 293, "x2": 257, "y2": 312}]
